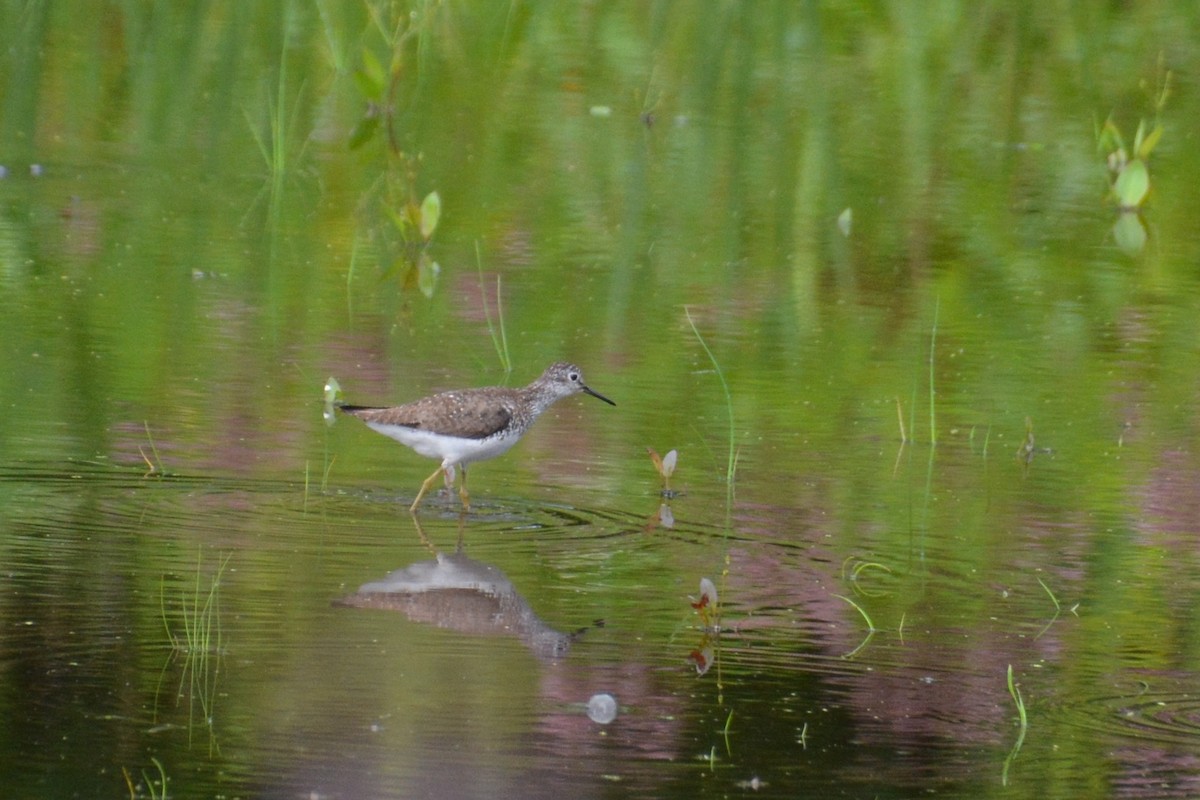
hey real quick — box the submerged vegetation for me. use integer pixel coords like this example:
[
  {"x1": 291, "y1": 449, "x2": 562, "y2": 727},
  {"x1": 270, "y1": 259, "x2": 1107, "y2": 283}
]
[
  {"x1": 685, "y1": 308, "x2": 738, "y2": 508},
  {"x1": 122, "y1": 757, "x2": 168, "y2": 800},
  {"x1": 347, "y1": 3, "x2": 444, "y2": 300},
  {"x1": 1002, "y1": 664, "x2": 1029, "y2": 785},
  {"x1": 158, "y1": 551, "x2": 231, "y2": 755},
  {"x1": 1096, "y1": 67, "x2": 1170, "y2": 211}
]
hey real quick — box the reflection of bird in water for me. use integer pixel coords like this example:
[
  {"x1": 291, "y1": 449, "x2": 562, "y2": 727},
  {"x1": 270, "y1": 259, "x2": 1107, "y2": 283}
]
[{"x1": 335, "y1": 550, "x2": 587, "y2": 661}]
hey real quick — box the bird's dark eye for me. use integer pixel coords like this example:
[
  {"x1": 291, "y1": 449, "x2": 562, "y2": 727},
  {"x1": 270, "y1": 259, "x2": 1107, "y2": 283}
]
[{"x1": 570, "y1": 372, "x2": 580, "y2": 381}]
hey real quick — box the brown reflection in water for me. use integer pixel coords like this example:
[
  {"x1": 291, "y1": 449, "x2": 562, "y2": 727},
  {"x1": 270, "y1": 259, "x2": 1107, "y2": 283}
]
[
  {"x1": 329, "y1": 518, "x2": 693, "y2": 783},
  {"x1": 335, "y1": 544, "x2": 578, "y2": 662}
]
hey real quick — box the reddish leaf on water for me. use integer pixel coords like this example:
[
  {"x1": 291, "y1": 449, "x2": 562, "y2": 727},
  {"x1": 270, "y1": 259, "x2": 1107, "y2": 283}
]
[{"x1": 687, "y1": 647, "x2": 713, "y2": 676}]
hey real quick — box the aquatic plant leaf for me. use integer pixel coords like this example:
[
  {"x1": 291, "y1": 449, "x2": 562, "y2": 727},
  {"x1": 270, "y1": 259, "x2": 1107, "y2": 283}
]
[
  {"x1": 1136, "y1": 122, "x2": 1163, "y2": 160},
  {"x1": 648, "y1": 447, "x2": 677, "y2": 494},
  {"x1": 388, "y1": 203, "x2": 419, "y2": 240},
  {"x1": 837, "y1": 207, "x2": 852, "y2": 237},
  {"x1": 661, "y1": 449, "x2": 677, "y2": 477},
  {"x1": 688, "y1": 646, "x2": 714, "y2": 676},
  {"x1": 323, "y1": 377, "x2": 342, "y2": 405},
  {"x1": 1112, "y1": 211, "x2": 1146, "y2": 254},
  {"x1": 1096, "y1": 117, "x2": 1125, "y2": 154},
  {"x1": 357, "y1": 48, "x2": 386, "y2": 99},
  {"x1": 420, "y1": 191, "x2": 441, "y2": 240},
  {"x1": 1114, "y1": 158, "x2": 1149, "y2": 208},
  {"x1": 323, "y1": 377, "x2": 342, "y2": 426},
  {"x1": 347, "y1": 112, "x2": 379, "y2": 150},
  {"x1": 418, "y1": 257, "x2": 440, "y2": 298}
]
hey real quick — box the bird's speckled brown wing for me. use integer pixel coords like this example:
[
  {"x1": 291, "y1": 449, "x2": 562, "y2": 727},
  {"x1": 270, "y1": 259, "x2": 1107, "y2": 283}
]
[{"x1": 339, "y1": 388, "x2": 517, "y2": 440}]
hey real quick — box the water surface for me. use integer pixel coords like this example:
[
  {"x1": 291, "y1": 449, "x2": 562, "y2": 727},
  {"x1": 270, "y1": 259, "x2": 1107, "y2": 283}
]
[{"x1": 3, "y1": 3, "x2": 1200, "y2": 798}]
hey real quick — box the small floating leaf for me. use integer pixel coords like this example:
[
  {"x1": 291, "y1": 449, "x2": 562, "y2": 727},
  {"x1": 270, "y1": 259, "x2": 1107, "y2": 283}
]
[
  {"x1": 323, "y1": 377, "x2": 342, "y2": 425},
  {"x1": 1112, "y1": 211, "x2": 1147, "y2": 254},
  {"x1": 1114, "y1": 158, "x2": 1149, "y2": 208},
  {"x1": 690, "y1": 578, "x2": 718, "y2": 616},
  {"x1": 417, "y1": 257, "x2": 440, "y2": 298},
  {"x1": 687, "y1": 646, "x2": 714, "y2": 676},
  {"x1": 647, "y1": 447, "x2": 678, "y2": 479},
  {"x1": 837, "y1": 207, "x2": 853, "y2": 237},
  {"x1": 324, "y1": 377, "x2": 342, "y2": 405},
  {"x1": 419, "y1": 191, "x2": 441, "y2": 240}
]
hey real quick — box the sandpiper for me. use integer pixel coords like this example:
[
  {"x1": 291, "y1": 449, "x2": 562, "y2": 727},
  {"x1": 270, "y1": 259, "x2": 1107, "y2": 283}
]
[{"x1": 339, "y1": 362, "x2": 615, "y2": 512}]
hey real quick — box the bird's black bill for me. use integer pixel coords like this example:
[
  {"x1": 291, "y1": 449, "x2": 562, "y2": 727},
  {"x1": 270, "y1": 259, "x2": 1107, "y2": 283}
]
[{"x1": 583, "y1": 385, "x2": 616, "y2": 406}]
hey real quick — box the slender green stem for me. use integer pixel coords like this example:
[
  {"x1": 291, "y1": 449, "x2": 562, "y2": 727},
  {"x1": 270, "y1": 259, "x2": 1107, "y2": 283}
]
[
  {"x1": 476, "y1": 242, "x2": 511, "y2": 374},
  {"x1": 143, "y1": 757, "x2": 168, "y2": 800},
  {"x1": 1002, "y1": 663, "x2": 1028, "y2": 785},
  {"x1": 142, "y1": 421, "x2": 164, "y2": 475},
  {"x1": 684, "y1": 306, "x2": 736, "y2": 504},
  {"x1": 834, "y1": 593, "x2": 876, "y2": 631},
  {"x1": 1007, "y1": 664, "x2": 1028, "y2": 747},
  {"x1": 321, "y1": 454, "x2": 336, "y2": 492},
  {"x1": 1007, "y1": 664, "x2": 1027, "y2": 728},
  {"x1": 1035, "y1": 576, "x2": 1062, "y2": 639},
  {"x1": 928, "y1": 296, "x2": 939, "y2": 446},
  {"x1": 346, "y1": 230, "x2": 362, "y2": 320}
]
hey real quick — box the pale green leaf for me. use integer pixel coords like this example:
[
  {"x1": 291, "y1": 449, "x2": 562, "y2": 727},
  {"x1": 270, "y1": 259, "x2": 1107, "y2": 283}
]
[
  {"x1": 418, "y1": 258, "x2": 440, "y2": 298},
  {"x1": 420, "y1": 191, "x2": 441, "y2": 240},
  {"x1": 1112, "y1": 211, "x2": 1146, "y2": 254},
  {"x1": 359, "y1": 48, "x2": 385, "y2": 97},
  {"x1": 1114, "y1": 159, "x2": 1149, "y2": 208},
  {"x1": 1137, "y1": 123, "x2": 1163, "y2": 160},
  {"x1": 323, "y1": 377, "x2": 342, "y2": 405}
]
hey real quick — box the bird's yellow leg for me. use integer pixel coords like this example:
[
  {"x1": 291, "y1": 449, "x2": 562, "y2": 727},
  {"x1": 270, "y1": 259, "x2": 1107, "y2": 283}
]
[
  {"x1": 410, "y1": 466, "x2": 447, "y2": 514},
  {"x1": 457, "y1": 465, "x2": 471, "y2": 511}
]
